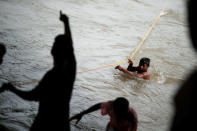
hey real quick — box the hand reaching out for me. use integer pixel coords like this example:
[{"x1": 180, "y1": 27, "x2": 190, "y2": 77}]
[
  {"x1": 115, "y1": 65, "x2": 121, "y2": 70},
  {"x1": 69, "y1": 113, "x2": 83, "y2": 124}
]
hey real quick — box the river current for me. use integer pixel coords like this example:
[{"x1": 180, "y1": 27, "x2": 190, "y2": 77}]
[{"x1": 0, "y1": 0, "x2": 196, "y2": 131}]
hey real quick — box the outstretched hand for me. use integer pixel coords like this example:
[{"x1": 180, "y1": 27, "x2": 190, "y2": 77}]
[
  {"x1": 59, "y1": 10, "x2": 69, "y2": 23},
  {"x1": 115, "y1": 65, "x2": 119, "y2": 69},
  {"x1": 115, "y1": 65, "x2": 123, "y2": 71},
  {"x1": 69, "y1": 113, "x2": 83, "y2": 124},
  {"x1": 0, "y1": 83, "x2": 13, "y2": 93},
  {"x1": 115, "y1": 65, "x2": 120, "y2": 70}
]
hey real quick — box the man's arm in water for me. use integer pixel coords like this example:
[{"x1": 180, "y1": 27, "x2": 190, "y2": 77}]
[
  {"x1": 116, "y1": 65, "x2": 150, "y2": 80},
  {"x1": 0, "y1": 83, "x2": 40, "y2": 101},
  {"x1": 69, "y1": 103, "x2": 102, "y2": 124}
]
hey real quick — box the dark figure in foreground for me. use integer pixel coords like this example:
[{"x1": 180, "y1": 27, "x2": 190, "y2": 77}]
[
  {"x1": 0, "y1": 43, "x2": 6, "y2": 94},
  {"x1": 170, "y1": 0, "x2": 197, "y2": 131},
  {"x1": 0, "y1": 43, "x2": 8, "y2": 131},
  {"x1": 0, "y1": 43, "x2": 6, "y2": 65},
  {"x1": 115, "y1": 58, "x2": 150, "y2": 80},
  {"x1": 70, "y1": 97, "x2": 138, "y2": 131},
  {"x1": 0, "y1": 11, "x2": 76, "y2": 131}
]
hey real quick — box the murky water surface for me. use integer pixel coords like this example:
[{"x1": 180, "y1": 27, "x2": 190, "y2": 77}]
[{"x1": 0, "y1": 0, "x2": 197, "y2": 131}]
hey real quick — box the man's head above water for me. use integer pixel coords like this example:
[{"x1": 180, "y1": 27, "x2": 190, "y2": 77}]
[
  {"x1": 138, "y1": 57, "x2": 150, "y2": 72},
  {"x1": 139, "y1": 57, "x2": 150, "y2": 67}
]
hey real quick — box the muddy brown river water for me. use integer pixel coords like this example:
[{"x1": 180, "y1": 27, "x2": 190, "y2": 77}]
[{"x1": 0, "y1": 0, "x2": 197, "y2": 131}]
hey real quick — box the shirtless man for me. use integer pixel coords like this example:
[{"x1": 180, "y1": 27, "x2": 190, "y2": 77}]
[
  {"x1": 115, "y1": 57, "x2": 150, "y2": 80},
  {"x1": 70, "y1": 97, "x2": 138, "y2": 131},
  {"x1": 0, "y1": 11, "x2": 76, "y2": 131}
]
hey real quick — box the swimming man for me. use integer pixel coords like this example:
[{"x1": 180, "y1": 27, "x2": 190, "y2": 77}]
[
  {"x1": 115, "y1": 57, "x2": 150, "y2": 80},
  {"x1": 70, "y1": 97, "x2": 138, "y2": 131}
]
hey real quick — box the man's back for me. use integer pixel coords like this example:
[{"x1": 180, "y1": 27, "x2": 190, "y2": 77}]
[
  {"x1": 101, "y1": 100, "x2": 138, "y2": 131},
  {"x1": 31, "y1": 60, "x2": 76, "y2": 131}
]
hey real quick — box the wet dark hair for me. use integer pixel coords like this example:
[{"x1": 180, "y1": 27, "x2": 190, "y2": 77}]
[
  {"x1": 139, "y1": 57, "x2": 150, "y2": 67},
  {"x1": 51, "y1": 35, "x2": 73, "y2": 64},
  {"x1": 113, "y1": 97, "x2": 129, "y2": 120}
]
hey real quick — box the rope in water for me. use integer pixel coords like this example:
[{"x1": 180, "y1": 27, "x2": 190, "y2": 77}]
[
  {"x1": 78, "y1": 8, "x2": 165, "y2": 74},
  {"x1": 15, "y1": 9, "x2": 165, "y2": 86}
]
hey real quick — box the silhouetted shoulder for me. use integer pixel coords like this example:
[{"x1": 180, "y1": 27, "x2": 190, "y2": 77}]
[{"x1": 171, "y1": 70, "x2": 197, "y2": 131}]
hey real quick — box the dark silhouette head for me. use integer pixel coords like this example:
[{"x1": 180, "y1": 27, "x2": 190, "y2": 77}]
[
  {"x1": 113, "y1": 97, "x2": 129, "y2": 120},
  {"x1": 139, "y1": 57, "x2": 150, "y2": 67},
  {"x1": 51, "y1": 35, "x2": 73, "y2": 65},
  {"x1": 188, "y1": 0, "x2": 197, "y2": 50},
  {"x1": 0, "y1": 43, "x2": 6, "y2": 64}
]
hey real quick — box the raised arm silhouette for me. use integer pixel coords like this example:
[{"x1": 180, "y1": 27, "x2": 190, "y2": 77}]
[
  {"x1": 0, "y1": 43, "x2": 8, "y2": 131},
  {"x1": 0, "y1": 11, "x2": 76, "y2": 131}
]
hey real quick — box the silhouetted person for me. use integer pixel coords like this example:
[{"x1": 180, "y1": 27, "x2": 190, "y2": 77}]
[
  {"x1": 170, "y1": 0, "x2": 197, "y2": 131},
  {"x1": 0, "y1": 11, "x2": 76, "y2": 131},
  {"x1": 115, "y1": 58, "x2": 150, "y2": 80},
  {"x1": 0, "y1": 43, "x2": 6, "y2": 65},
  {"x1": 0, "y1": 43, "x2": 6, "y2": 94},
  {"x1": 70, "y1": 97, "x2": 138, "y2": 131},
  {"x1": 0, "y1": 43, "x2": 8, "y2": 131}
]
